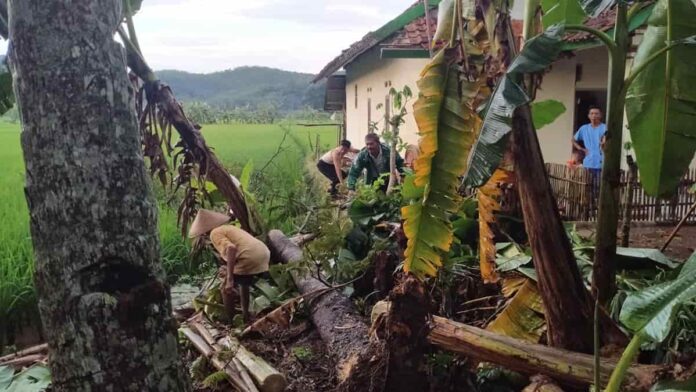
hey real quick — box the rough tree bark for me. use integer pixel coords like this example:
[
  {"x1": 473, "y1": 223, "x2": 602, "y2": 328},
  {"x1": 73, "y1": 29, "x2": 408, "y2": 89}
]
[
  {"x1": 8, "y1": 1, "x2": 190, "y2": 390},
  {"x1": 266, "y1": 230, "x2": 382, "y2": 391},
  {"x1": 511, "y1": 104, "x2": 626, "y2": 353}
]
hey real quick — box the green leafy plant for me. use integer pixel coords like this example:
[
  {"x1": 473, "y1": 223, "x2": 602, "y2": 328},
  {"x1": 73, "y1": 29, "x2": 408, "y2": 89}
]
[
  {"x1": 0, "y1": 365, "x2": 50, "y2": 392},
  {"x1": 605, "y1": 251, "x2": 696, "y2": 391},
  {"x1": 625, "y1": 0, "x2": 696, "y2": 197}
]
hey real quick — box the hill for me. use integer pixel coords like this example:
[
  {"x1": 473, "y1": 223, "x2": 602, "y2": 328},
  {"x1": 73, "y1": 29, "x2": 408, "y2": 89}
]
[{"x1": 157, "y1": 66, "x2": 325, "y2": 112}]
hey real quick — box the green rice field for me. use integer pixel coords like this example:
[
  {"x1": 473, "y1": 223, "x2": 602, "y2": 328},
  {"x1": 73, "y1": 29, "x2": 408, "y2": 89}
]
[{"x1": 0, "y1": 121, "x2": 336, "y2": 345}]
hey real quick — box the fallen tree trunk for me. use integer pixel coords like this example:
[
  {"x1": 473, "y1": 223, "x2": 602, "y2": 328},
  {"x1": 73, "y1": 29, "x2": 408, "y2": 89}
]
[
  {"x1": 428, "y1": 316, "x2": 665, "y2": 391},
  {"x1": 266, "y1": 230, "x2": 381, "y2": 390}
]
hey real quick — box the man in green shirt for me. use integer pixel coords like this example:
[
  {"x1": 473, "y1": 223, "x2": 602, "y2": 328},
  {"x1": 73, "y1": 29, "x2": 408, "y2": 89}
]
[{"x1": 346, "y1": 133, "x2": 404, "y2": 191}]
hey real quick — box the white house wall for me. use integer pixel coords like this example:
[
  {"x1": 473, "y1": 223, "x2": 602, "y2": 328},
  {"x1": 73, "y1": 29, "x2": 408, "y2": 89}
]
[
  {"x1": 343, "y1": 45, "x2": 696, "y2": 169},
  {"x1": 344, "y1": 46, "x2": 428, "y2": 149}
]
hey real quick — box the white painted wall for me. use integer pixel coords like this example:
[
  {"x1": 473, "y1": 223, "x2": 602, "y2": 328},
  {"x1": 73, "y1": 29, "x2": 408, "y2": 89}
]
[
  {"x1": 342, "y1": 44, "x2": 696, "y2": 170},
  {"x1": 344, "y1": 46, "x2": 428, "y2": 149}
]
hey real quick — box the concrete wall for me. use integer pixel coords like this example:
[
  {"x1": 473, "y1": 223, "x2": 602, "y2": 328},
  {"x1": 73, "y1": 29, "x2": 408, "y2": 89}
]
[{"x1": 344, "y1": 47, "x2": 428, "y2": 148}]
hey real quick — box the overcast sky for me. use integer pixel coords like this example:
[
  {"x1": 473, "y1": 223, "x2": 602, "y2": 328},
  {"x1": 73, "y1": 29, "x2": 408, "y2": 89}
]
[
  {"x1": 130, "y1": 0, "x2": 423, "y2": 74},
  {"x1": 1, "y1": 1, "x2": 523, "y2": 75}
]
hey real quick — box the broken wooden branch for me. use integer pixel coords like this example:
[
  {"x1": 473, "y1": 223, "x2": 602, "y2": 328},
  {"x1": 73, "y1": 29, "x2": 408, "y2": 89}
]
[
  {"x1": 0, "y1": 354, "x2": 46, "y2": 369},
  {"x1": 0, "y1": 343, "x2": 48, "y2": 363},
  {"x1": 180, "y1": 326, "x2": 251, "y2": 392},
  {"x1": 187, "y1": 316, "x2": 287, "y2": 392},
  {"x1": 267, "y1": 229, "x2": 381, "y2": 390},
  {"x1": 428, "y1": 316, "x2": 665, "y2": 391},
  {"x1": 220, "y1": 336, "x2": 287, "y2": 392}
]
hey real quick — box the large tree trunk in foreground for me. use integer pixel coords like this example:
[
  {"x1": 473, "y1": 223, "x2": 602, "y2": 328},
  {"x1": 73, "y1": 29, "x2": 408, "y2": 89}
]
[
  {"x1": 266, "y1": 230, "x2": 382, "y2": 391},
  {"x1": 9, "y1": 1, "x2": 190, "y2": 390},
  {"x1": 428, "y1": 316, "x2": 664, "y2": 391},
  {"x1": 511, "y1": 105, "x2": 627, "y2": 353}
]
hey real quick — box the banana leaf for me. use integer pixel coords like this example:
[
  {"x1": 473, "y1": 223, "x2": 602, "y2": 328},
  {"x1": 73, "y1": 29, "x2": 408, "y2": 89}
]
[
  {"x1": 651, "y1": 375, "x2": 696, "y2": 392},
  {"x1": 403, "y1": 48, "x2": 480, "y2": 277},
  {"x1": 579, "y1": 0, "x2": 616, "y2": 17},
  {"x1": 465, "y1": 26, "x2": 565, "y2": 187},
  {"x1": 479, "y1": 168, "x2": 514, "y2": 283},
  {"x1": 487, "y1": 278, "x2": 546, "y2": 342},
  {"x1": 625, "y1": 0, "x2": 696, "y2": 197},
  {"x1": 620, "y1": 251, "x2": 696, "y2": 342},
  {"x1": 531, "y1": 99, "x2": 566, "y2": 130},
  {"x1": 541, "y1": 0, "x2": 587, "y2": 29}
]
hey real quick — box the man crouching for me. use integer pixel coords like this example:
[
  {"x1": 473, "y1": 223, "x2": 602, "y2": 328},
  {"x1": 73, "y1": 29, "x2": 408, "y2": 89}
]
[{"x1": 189, "y1": 209, "x2": 270, "y2": 323}]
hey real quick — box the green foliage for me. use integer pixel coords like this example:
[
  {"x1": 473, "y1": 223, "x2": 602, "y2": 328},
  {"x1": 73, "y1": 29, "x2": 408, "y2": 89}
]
[
  {"x1": 291, "y1": 346, "x2": 313, "y2": 362},
  {"x1": 466, "y1": 26, "x2": 565, "y2": 187},
  {"x1": 530, "y1": 99, "x2": 566, "y2": 129},
  {"x1": 158, "y1": 66, "x2": 325, "y2": 112},
  {"x1": 0, "y1": 71, "x2": 14, "y2": 116},
  {"x1": 625, "y1": 0, "x2": 696, "y2": 197},
  {"x1": 0, "y1": 365, "x2": 50, "y2": 392},
  {"x1": 620, "y1": 251, "x2": 696, "y2": 343},
  {"x1": 541, "y1": 0, "x2": 587, "y2": 29},
  {"x1": 348, "y1": 178, "x2": 403, "y2": 226},
  {"x1": 651, "y1": 375, "x2": 696, "y2": 391},
  {"x1": 202, "y1": 370, "x2": 229, "y2": 390}
]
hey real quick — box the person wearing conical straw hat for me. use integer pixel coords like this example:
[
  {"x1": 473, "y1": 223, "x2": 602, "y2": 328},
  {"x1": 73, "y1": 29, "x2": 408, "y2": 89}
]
[{"x1": 189, "y1": 209, "x2": 270, "y2": 323}]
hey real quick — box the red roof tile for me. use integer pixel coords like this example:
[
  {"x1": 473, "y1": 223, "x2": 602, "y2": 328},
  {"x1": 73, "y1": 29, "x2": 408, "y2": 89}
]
[{"x1": 565, "y1": 8, "x2": 618, "y2": 42}]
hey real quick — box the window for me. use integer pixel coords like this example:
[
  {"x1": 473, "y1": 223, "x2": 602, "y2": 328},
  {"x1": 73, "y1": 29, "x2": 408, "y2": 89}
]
[{"x1": 354, "y1": 84, "x2": 358, "y2": 109}]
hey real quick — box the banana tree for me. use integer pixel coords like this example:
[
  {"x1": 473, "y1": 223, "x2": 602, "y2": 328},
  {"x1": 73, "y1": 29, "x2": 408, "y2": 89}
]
[
  {"x1": 403, "y1": 0, "x2": 626, "y2": 353},
  {"x1": 470, "y1": 0, "x2": 696, "y2": 306}
]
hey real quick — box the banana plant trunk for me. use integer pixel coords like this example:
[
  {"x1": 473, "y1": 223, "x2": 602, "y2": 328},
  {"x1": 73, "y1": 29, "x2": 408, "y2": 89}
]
[
  {"x1": 511, "y1": 105, "x2": 626, "y2": 353},
  {"x1": 8, "y1": 0, "x2": 191, "y2": 390},
  {"x1": 592, "y1": 4, "x2": 629, "y2": 306}
]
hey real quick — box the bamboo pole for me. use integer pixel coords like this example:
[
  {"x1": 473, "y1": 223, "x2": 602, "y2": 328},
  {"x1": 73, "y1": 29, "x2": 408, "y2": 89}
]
[{"x1": 660, "y1": 199, "x2": 696, "y2": 252}]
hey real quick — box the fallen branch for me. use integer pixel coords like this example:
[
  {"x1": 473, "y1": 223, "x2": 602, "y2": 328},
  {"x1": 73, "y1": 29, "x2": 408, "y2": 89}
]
[
  {"x1": 0, "y1": 354, "x2": 46, "y2": 369},
  {"x1": 0, "y1": 343, "x2": 48, "y2": 363},
  {"x1": 428, "y1": 316, "x2": 666, "y2": 391},
  {"x1": 180, "y1": 327, "x2": 251, "y2": 392},
  {"x1": 187, "y1": 316, "x2": 287, "y2": 392}
]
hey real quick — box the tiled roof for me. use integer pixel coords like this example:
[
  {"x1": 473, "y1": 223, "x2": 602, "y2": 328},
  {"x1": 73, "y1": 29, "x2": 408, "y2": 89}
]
[
  {"x1": 314, "y1": 4, "x2": 650, "y2": 83},
  {"x1": 382, "y1": 10, "x2": 437, "y2": 49}
]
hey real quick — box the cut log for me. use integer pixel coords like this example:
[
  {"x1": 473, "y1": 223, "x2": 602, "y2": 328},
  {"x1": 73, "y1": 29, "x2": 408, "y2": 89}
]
[
  {"x1": 428, "y1": 316, "x2": 665, "y2": 391},
  {"x1": 180, "y1": 327, "x2": 250, "y2": 392},
  {"x1": 266, "y1": 230, "x2": 381, "y2": 390},
  {"x1": 221, "y1": 337, "x2": 287, "y2": 392},
  {"x1": 189, "y1": 317, "x2": 287, "y2": 392}
]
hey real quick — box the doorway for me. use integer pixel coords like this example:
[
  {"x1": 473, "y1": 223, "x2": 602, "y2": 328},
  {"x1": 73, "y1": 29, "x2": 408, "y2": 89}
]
[{"x1": 574, "y1": 90, "x2": 607, "y2": 133}]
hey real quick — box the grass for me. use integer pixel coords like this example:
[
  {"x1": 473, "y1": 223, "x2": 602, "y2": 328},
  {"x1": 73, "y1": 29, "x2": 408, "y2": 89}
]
[{"x1": 0, "y1": 121, "x2": 336, "y2": 345}]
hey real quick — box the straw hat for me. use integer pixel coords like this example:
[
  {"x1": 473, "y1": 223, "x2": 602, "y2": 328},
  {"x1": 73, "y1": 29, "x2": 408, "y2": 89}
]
[{"x1": 188, "y1": 209, "x2": 231, "y2": 238}]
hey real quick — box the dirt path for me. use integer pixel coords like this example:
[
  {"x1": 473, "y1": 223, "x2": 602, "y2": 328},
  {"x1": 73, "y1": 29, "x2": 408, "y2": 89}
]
[{"x1": 627, "y1": 225, "x2": 696, "y2": 260}]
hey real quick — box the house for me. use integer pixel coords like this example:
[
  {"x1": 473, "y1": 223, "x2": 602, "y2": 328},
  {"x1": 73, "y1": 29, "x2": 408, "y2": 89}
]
[{"x1": 313, "y1": 1, "x2": 654, "y2": 166}]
